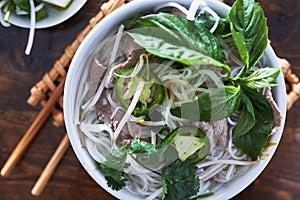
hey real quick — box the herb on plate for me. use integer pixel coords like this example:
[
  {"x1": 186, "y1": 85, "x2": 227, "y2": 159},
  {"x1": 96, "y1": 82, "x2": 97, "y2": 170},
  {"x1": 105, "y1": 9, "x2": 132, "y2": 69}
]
[{"x1": 0, "y1": 0, "x2": 74, "y2": 54}]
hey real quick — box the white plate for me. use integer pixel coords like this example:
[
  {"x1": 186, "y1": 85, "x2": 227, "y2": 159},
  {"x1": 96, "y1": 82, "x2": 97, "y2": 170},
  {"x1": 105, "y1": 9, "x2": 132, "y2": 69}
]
[{"x1": 7, "y1": 0, "x2": 87, "y2": 29}]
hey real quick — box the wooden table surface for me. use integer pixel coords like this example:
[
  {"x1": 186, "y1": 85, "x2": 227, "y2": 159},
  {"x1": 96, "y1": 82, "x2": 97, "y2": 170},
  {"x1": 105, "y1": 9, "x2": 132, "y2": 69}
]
[{"x1": 0, "y1": 0, "x2": 299, "y2": 199}]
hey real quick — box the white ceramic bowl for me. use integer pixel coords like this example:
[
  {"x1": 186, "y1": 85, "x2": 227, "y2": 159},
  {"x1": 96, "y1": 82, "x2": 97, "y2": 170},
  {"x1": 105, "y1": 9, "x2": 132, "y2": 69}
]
[{"x1": 64, "y1": 0, "x2": 287, "y2": 199}]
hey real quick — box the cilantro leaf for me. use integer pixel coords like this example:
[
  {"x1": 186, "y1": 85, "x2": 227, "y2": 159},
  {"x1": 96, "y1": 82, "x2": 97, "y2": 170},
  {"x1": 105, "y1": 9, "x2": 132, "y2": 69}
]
[
  {"x1": 99, "y1": 164, "x2": 127, "y2": 190},
  {"x1": 98, "y1": 148, "x2": 129, "y2": 191},
  {"x1": 128, "y1": 140, "x2": 156, "y2": 154},
  {"x1": 129, "y1": 140, "x2": 178, "y2": 171},
  {"x1": 162, "y1": 159, "x2": 199, "y2": 200}
]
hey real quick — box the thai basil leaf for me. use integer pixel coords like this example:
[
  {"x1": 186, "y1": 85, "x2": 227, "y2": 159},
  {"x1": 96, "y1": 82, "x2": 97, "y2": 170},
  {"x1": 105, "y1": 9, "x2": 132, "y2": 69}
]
[
  {"x1": 233, "y1": 87, "x2": 274, "y2": 160},
  {"x1": 196, "y1": 13, "x2": 230, "y2": 36},
  {"x1": 240, "y1": 67, "x2": 280, "y2": 89},
  {"x1": 233, "y1": 93, "x2": 255, "y2": 138},
  {"x1": 230, "y1": 22, "x2": 249, "y2": 68},
  {"x1": 229, "y1": 0, "x2": 268, "y2": 75},
  {"x1": 171, "y1": 86, "x2": 241, "y2": 122},
  {"x1": 124, "y1": 13, "x2": 231, "y2": 73}
]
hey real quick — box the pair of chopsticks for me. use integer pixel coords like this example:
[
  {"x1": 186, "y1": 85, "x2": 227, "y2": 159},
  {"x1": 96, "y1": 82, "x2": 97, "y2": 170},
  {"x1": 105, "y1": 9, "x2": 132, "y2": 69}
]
[
  {"x1": 1, "y1": 0, "x2": 128, "y2": 196},
  {"x1": 0, "y1": 80, "x2": 70, "y2": 196}
]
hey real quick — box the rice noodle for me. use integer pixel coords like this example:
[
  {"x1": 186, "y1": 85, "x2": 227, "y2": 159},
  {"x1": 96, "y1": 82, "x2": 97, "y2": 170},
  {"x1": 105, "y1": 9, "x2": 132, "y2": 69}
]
[
  {"x1": 187, "y1": 0, "x2": 206, "y2": 20},
  {"x1": 25, "y1": 0, "x2": 36, "y2": 55},
  {"x1": 154, "y1": 2, "x2": 189, "y2": 16},
  {"x1": 113, "y1": 81, "x2": 145, "y2": 141},
  {"x1": 197, "y1": 159, "x2": 258, "y2": 169}
]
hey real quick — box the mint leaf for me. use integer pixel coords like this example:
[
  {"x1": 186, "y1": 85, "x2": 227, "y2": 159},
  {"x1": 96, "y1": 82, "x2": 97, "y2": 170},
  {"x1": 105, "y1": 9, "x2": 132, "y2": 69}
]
[
  {"x1": 162, "y1": 159, "x2": 199, "y2": 200},
  {"x1": 233, "y1": 93, "x2": 255, "y2": 138},
  {"x1": 229, "y1": 0, "x2": 268, "y2": 75},
  {"x1": 98, "y1": 148, "x2": 129, "y2": 191},
  {"x1": 124, "y1": 13, "x2": 231, "y2": 74},
  {"x1": 171, "y1": 86, "x2": 241, "y2": 122},
  {"x1": 233, "y1": 87, "x2": 274, "y2": 160},
  {"x1": 240, "y1": 67, "x2": 280, "y2": 89}
]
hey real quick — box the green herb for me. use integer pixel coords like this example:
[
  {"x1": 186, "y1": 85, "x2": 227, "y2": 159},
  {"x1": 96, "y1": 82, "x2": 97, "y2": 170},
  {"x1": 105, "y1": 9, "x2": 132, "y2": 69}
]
[
  {"x1": 196, "y1": 13, "x2": 230, "y2": 36},
  {"x1": 124, "y1": 13, "x2": 231, "y2": 75},
  {"x1": 13, "y1": 0, "x2": 30, "y2": 13},
  {"x1": 162, "y1": 159, "x2": 199, "y2": 200},
  {"x1": 128, "y1": 140, "x2": 178, "y2": 171},
  {"x1": 229, "y1": 0, "x2": 268, "y2": 76},
  {"x1": 232, "y1": 87, "x2": 274, "y2": 160},
  {"x1": 233, "y1": 93, "x2": 255, "y2": 138},
  {"x1": 2, "y1": 0, "x2": 69, "y2": 23},
  {"x1": 98, "y1": 148, "x2": 129, "y2": 191},
  {"x1": 128, "y1": 140, "x2": 157, "y2": 154},
  {"x1": 35, "y1": 5, "x2": 48, "y2": 21},
  {"x1": 171, "y1": 85, "x2": 241, "y2": 122},
  {"x1": 239, "y1": 67, "x2": 280, "y2": 89}
]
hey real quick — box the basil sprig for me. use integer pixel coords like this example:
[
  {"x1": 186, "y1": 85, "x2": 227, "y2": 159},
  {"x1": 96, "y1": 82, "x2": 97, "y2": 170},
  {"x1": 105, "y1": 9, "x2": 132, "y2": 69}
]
[
  {"x1": 122, "y1": 0, "x2": 280, "y2": 160},
  {"x1": 229, "y1": 0, "x2": 268, "y2": 77},
  {"x1": 124, "y1": 13, "x2": 231, "y2": 75},
  {"x1": 233, "y1": 87, "x2": 274, "y2": 160}
]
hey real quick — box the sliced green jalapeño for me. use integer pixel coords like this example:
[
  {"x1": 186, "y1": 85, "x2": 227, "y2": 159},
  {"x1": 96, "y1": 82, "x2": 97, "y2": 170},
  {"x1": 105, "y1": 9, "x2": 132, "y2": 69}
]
[
  {"x1": 162, "y1": 126, "x2": 210, "y2": 163},
  {"x1": 114, "y1": 67, "x2": 165, "y2": 117}
]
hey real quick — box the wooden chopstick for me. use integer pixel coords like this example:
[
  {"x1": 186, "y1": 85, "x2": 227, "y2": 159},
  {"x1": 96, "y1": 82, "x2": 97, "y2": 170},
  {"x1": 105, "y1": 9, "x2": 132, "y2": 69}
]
[
  {"x1": 0, "y1": 79, "x2": 65, "y2": 177},
  {"x1": 31, "y1": 133, "x2": 70, "y2": 196}
]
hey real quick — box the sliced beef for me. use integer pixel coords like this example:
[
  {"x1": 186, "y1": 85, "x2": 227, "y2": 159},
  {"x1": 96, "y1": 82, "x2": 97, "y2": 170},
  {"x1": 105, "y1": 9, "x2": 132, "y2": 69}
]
[
  {"x1": 265, "y1": 87, "x2": 282, "y2": 134},
  {"x1": 196, "y1": 119, "x2": 228, "y2": 148},
  {"x1": 86, "y1": 57, "x2": 107, "y2": 99}
]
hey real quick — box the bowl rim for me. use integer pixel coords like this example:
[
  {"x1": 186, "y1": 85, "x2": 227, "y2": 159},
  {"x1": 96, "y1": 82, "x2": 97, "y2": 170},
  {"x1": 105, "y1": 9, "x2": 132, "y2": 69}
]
[{"x1": 64, "y1": 0, "x2": 287, "y2": 199}]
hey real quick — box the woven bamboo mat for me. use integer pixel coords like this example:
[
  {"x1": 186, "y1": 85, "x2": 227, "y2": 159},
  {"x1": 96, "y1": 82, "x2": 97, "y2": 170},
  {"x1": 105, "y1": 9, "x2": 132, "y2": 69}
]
[{"x1": 27, "y1": 0, "x2": 300, "y2": 127}]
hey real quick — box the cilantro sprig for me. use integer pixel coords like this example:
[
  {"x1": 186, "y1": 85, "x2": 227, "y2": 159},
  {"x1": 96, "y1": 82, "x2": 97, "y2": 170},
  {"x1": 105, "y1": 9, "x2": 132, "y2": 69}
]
[
  {"x1": 98, "y1": 148, "x2": 129, "y2": 191},
  {"x1": 162, "y1": 159, "x2": 200, "y2": 200}
]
